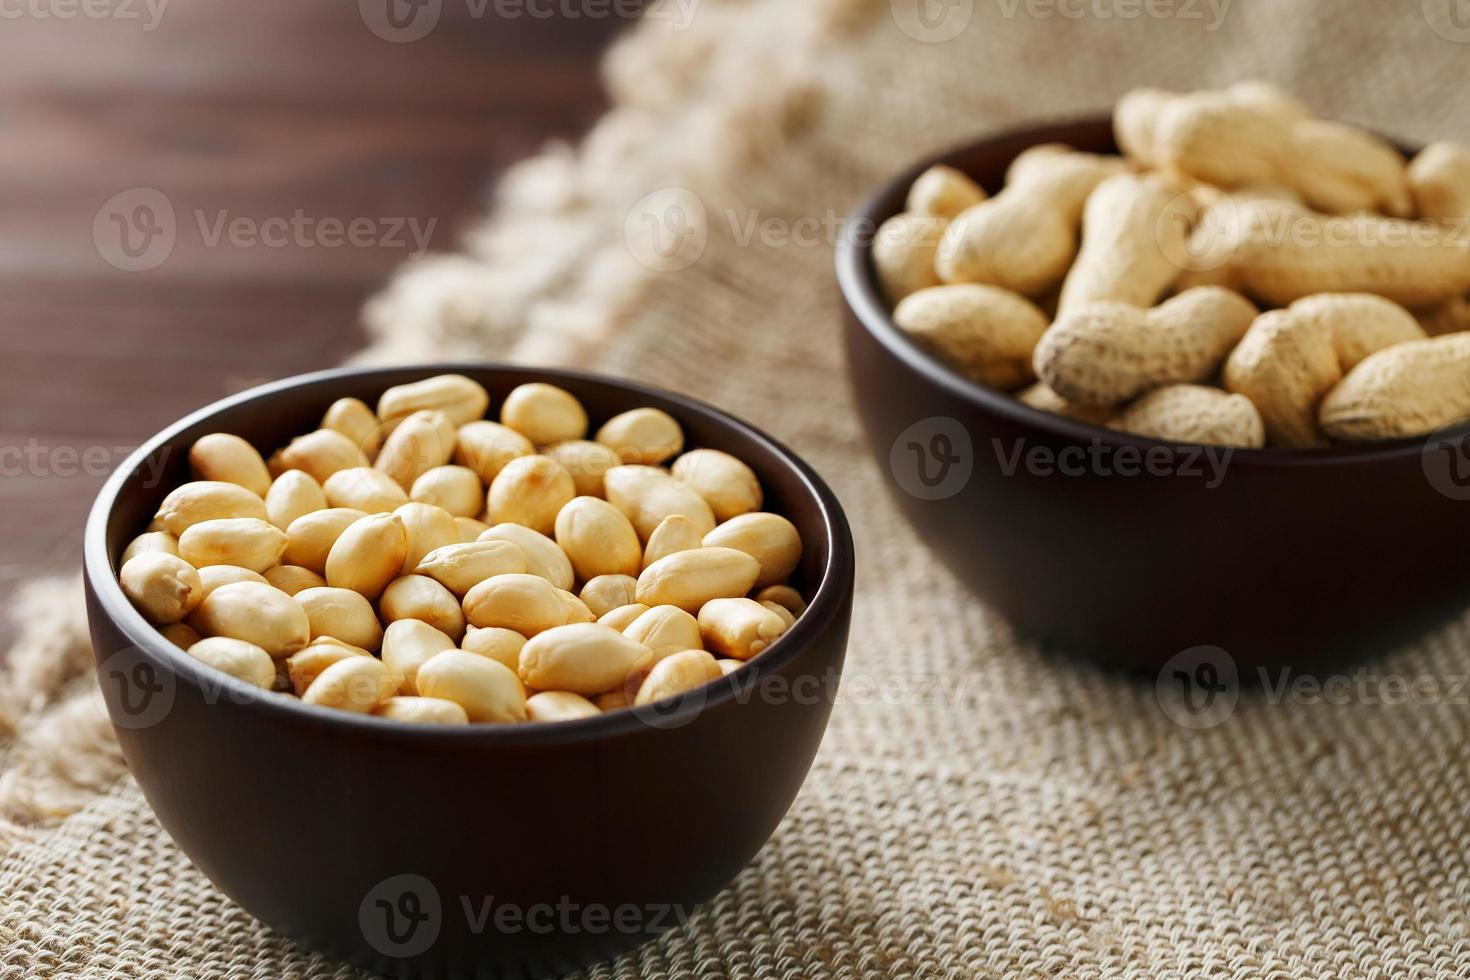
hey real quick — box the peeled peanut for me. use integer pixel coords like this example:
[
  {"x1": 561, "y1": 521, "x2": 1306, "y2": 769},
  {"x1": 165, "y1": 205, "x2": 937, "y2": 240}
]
[
  {"x1": 322, "y1": 397, "x2": 383, "y2": 458},
  {"x1": 263, "y1": 564, "x2": 327, "y2": 596},
  {"x1": 302, "y1": 655, "x2": 398, "y2": 713},
  {"x1": 294, "y1": 586, "x2": 385, "y2": 651},
  {"x1": 554, "y1": 496, "x2": 641, "y2": 580},
  {"x1": 579, "y1": 574, "x2": 638, "y2": 618},
  {"x1": 525, "y1": 691, "x2": 600, "y2": 723},
  {"x1": 178, "y1": 518, "x2": 288, "y2": 573},
  {"x1": 873, "y1": 212, "x2": 946, "y2": 303},
  {"x1": 461, "y1": 626, "x2": 527, "y2": 673},
  {"x1": 120, "y1": 553, "x2": 202, "y2": 624},
  {"x1": 377, "y1": 373, "x2": 489, "y2": 427},
  {"x1": 501, "y1": 383, "x2": 588, "y2": 445},
  {"x1": 394, "y1": 501, "x2": 459, "y2": 574},
  {"x1": 641, "y1": 514, "x2": 705, "y2": 570},
  {"x1": 716, "y1": 658, "x2": 742, "y2": 676},
  {"x1": 623, "y1": 605, "x2": 703, "y2": 662},
  {"x1": 636, "y1": 547, "x2": 761, "y2": 613},
  {"x1": 755, "y1": 584, "x2": 806, "y2": 617},
  {"x1": 557, "y1": 590, "x2": 596, "y2": 626},
  {"x1": 156, "y1": 481, "x2": 269, "y2": 536},
  {"x1": 671, "y1": 449, "x2": 762, "y2": 522},
  {"x1": 379, "y1": 574, "x2": 465, "y2": 641},
  {"x1": 906, "y1": 164, "x2": 986, "y2": 220},
  {"x1": 415, "y1": 540, "x2": 527, "y2": 596},
  {"x1": 283, "y1": 508, "x2": 367, "y2": 574},
  {"x1": 702, "y1": 512, "x2": 802, "y2": 588},
  {"x1": 187, "y1": 636, "x2": 276, "y2": 690},
  {"x1": 488, "y1": 455, "x2": 575, "y2": 535},
  {"x1": 477, "y1": 524, "x2": 573, "y2": 590},
  {"x1": 380, "y1": 618, "x2": 455, "y2": 695},
  {"x1": 518, "y1": 623, "x2": 653, "y2": 696},
  {"x1": 375, "y1": 410, "x2": 457, "y2": 490},
  {"x1": 698, "y1": 597, "x2": 790, "y2": 660},
  {"x1": 604, "y1": 465, "x2": 716, "y2": 541},
  {"x1": 595, "y1": 687, "x2": 633, "y2": 711},
  {"x1": 544, "y1": 440, "x2": 619, "y2": 497},
  {"x1": 159, "y1": 622, "x2": 203, "y2": 649},
  {"x1": 323, "y1": 467, "x2": 408, "y2": 513},
  {"x1": 454, "y1": 420, "x2": 534, "y2": 484},
  {"x1": 189, "y1": 581, "x2": 310, "y2": 658},
  {"x1": 462, "y1": 573, "x2": 568, "y2": 636},
  {"x1": 410, "y1": 465, "x2": 484, "y2": 518},
  {"x1": 374, "y1": 696, "x2": 469, "y2": 726},
  {"x1": 196, "y1": 564, "x2": 268, "y2": 599},
  {"x1": 275, "y1": 429, "x2": 370, "y2": 484},
  {"x1": 598, "y1": 603, "x2": 650, "y2": 631},
  {"x1": 416, "y1": 650, "x2": 526, "y2": 723},
  {"x1": 635, "y1": 650, "x2": 724, "y2": 706},
  {"x1": 121, "y1": 530, "x2": 178, "y2": 565},
  {"x1": 455, "y1": 516, "x2": 489, "y2": 542},
  {"x1": 188, "y1": 433, "x2": 271, "y2": 497},
  {"x1": 325, "y1": 512, "x2": 407, "y2": 600},
  {"x1": 595, "y1": 408, "x2": 685, "y2": 466},
  {"x1": 265, "y1": 470, "x2": 327, "y2": 530},
  {"x1": 761, "y1": 601, "x2": 797, "y2": 629},
  {"x1": 286, "y1": 637, "x2": 372, "y2": 694}
]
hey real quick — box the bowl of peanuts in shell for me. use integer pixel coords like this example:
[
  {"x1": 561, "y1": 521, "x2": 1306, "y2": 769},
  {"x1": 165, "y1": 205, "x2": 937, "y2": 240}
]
[
  {"x1": 84, "y1": 364, "x2": 853, "y2": 978},
  {"x1": 839, "y1": 81, "x2": 1470, "y2": 672}
]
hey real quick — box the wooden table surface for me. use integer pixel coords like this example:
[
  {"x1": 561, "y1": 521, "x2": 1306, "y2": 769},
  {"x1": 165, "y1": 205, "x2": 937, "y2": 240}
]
[{"x1": 0, "y1": 2, "x2": 627, "y2": 644}]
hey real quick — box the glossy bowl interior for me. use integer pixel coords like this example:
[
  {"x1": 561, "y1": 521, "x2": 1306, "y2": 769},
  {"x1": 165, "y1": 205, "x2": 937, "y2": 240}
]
[
  {"x1": 84, "y1": 363, "x2": 854, "y2": 979},
  {"x1": 840, "y1": 117, "x2": 1470, "y2": 672}
]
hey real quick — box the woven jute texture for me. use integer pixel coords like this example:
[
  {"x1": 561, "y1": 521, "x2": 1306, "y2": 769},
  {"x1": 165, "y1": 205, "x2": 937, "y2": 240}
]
[{"x1": 7, "y1": 1, "x2": 1470, "y2": 976}]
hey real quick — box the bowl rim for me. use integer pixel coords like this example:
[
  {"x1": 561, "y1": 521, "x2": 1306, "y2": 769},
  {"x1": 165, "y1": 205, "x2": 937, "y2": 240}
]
[
  {"x1": 84, "y1": 362, "x2": 855, "y2": 744},
  {"x1": 835, "y1": 113, "x2": 1443, "y2": 468}
]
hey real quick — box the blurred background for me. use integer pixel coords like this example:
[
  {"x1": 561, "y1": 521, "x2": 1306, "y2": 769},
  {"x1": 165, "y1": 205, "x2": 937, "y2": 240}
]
[{"x1": 0, "y1": 2, "x2": 639, "y2": 644}]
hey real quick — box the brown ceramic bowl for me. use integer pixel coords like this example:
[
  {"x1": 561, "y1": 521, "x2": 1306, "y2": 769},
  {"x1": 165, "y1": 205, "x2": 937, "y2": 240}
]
[
  {"x1": 839, "y1": 117, "x2": 1470, "y2": 673},
  {"x1": 83, "y1": 364, "x2": 854, "y2": 979}
]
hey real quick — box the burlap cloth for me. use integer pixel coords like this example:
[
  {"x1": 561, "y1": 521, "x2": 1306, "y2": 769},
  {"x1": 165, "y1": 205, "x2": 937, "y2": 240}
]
[{"x1": 7, "y1": 2, "x2": 1470, "y2": 976}]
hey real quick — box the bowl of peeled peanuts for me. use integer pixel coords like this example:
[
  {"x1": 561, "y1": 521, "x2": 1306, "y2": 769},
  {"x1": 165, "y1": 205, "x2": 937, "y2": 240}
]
[
  {"x1": 83, "y1": 364, "x2": 854, "y2": 978},
  {"x1": 839, "y1": 81, "x2": 1470, "y2": 671}
]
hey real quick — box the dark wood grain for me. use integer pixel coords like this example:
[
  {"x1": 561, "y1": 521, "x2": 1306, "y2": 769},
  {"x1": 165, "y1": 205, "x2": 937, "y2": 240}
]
[{"x1": 0, "y1": 1, "x2": 631, "y2": 644}]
